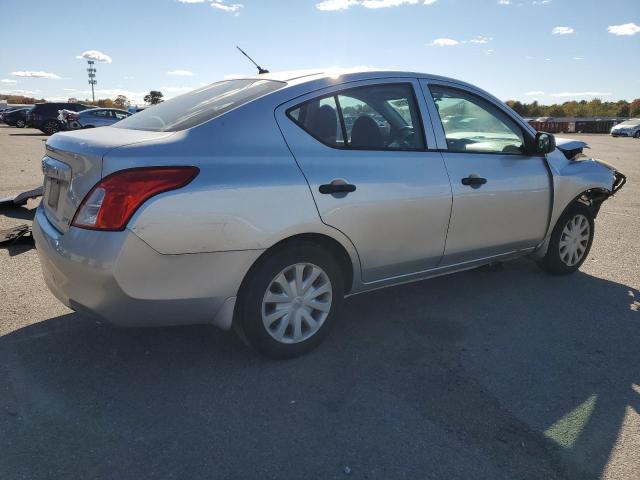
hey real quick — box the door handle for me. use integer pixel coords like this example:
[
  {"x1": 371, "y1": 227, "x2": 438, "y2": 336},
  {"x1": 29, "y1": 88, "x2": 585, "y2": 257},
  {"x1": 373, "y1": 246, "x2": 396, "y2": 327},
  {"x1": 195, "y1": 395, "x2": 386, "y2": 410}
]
[
  {"x1": 319, "y1": 183, "x2": 356, "y2": 194},
  {"x1": 461, "y1": 176, "x2": 487, "y2": 187}
]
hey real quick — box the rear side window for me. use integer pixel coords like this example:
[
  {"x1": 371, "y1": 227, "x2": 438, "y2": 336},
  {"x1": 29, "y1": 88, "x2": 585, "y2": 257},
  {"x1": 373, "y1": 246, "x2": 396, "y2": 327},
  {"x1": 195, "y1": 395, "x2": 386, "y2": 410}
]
[
  {"x1": 114, "y1": 79, "x2": 285, "y2": 132},
  {"x1": 287, "y1": 83, "x2": 425, "y2": 151}
]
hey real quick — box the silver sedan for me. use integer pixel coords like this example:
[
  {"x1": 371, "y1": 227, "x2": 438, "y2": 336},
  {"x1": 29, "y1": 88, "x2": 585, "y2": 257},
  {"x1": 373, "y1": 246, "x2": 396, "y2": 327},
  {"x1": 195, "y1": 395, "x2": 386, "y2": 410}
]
[{"x1": 33, "y1": 69, "x2": 625, "y2": 358}]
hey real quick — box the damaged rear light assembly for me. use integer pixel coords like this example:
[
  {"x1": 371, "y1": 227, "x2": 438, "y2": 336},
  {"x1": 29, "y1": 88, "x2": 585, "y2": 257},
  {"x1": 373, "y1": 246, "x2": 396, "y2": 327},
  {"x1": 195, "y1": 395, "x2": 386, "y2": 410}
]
[{"x1": 72, "y1": 166, "x2": 199, "y2": 231}]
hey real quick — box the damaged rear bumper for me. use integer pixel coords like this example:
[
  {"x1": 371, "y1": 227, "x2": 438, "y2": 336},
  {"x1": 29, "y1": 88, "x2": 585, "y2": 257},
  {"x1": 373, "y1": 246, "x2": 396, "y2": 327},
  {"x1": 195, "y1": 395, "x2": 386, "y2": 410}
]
[{"x1": 32, "y1": 204, "x2": 262, "y2": 330}]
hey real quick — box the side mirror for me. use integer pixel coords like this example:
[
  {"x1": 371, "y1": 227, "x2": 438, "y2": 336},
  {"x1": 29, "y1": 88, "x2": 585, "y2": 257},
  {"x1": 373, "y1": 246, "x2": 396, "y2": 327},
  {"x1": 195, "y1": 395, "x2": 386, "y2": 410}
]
[{"x1": 535, "y1": 131, "x2": 556, "y2": 154}]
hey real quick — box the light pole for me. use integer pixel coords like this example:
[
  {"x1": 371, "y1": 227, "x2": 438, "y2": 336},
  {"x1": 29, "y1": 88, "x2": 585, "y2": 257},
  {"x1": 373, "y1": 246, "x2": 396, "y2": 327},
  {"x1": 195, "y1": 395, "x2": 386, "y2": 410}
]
[{"x1": 87, "y1": 60, "x2": 97, "y2": 102}]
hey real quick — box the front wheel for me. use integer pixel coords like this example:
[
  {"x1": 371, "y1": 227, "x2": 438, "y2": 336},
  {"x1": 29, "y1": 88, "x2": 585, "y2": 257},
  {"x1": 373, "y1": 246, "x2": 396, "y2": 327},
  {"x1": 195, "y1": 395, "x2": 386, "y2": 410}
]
[
  {"x1": 235, "y1": 242, "x2": 344, "y2": 359},
  {"x1": 16, "y1": 119, "x2": 26, "y2": 128},
  {"x1": 634, "y1": 131, "x2": 640, "y2": 139},
  {"x1": 537, "y1": 204, "x2": 594, "y2": 275}
]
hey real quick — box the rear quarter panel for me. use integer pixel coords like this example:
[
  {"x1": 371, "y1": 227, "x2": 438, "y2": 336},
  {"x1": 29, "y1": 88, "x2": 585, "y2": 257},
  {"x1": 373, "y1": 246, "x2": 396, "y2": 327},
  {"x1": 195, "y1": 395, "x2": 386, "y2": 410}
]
[{"x1": 110, "y1": 97, "x2": 359, "y2": 273}]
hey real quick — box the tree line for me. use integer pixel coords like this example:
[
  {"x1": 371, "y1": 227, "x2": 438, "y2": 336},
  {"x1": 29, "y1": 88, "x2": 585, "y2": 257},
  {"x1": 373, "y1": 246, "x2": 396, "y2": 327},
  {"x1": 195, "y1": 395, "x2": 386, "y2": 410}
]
[
  {"x1": 1, "y1": 90, "x2": 165, "y2": 108},
  {"x1": 505, "y1": 98, "x2": 640, "y2": 119}
]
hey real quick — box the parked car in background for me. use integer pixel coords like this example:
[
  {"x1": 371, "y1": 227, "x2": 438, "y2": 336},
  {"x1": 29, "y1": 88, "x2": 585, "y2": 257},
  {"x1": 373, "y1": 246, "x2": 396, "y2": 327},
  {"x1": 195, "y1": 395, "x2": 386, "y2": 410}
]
[
  {"x1": 0, "y1": 106, "x2": 28, "y2": 123},
  {"x1": 610, "y1": 119, "x2": 640, "y2": 138},
  {"x1": 58, "y1": 108, "x2": 131, "y2": 130},
  {"x1": 2, "y1": 106, "x2": 33, "y2": 128},
  {"x1": 33, "y1": 69, "x2": 625, "y2": 358},
  {"x1": 27, "y1": 102, "x2": 90, "y2": 135}
]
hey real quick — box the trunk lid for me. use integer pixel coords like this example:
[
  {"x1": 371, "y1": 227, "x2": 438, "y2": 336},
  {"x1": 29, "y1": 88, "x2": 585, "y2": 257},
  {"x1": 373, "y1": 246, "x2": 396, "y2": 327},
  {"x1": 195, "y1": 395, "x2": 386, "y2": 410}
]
[{"x1": 41, "y1": 127, "x2": 173, "y2": 233}]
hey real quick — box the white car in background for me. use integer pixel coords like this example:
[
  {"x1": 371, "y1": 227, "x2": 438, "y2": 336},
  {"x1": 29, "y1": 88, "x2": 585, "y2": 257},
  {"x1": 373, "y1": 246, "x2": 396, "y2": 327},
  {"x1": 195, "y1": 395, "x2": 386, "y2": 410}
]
[{"x1": 610, "y1": 119, "x2": 640, "y2": 138}]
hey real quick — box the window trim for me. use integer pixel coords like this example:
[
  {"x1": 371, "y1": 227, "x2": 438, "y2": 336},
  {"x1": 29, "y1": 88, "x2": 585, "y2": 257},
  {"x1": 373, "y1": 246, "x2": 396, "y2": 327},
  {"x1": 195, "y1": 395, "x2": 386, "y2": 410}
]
[
  {"x1": 426, "y1": 83, "x2": 538, "y2": 156},
  {"x1": 285, "y1": 82, "x2": 428, "y2": 152}
]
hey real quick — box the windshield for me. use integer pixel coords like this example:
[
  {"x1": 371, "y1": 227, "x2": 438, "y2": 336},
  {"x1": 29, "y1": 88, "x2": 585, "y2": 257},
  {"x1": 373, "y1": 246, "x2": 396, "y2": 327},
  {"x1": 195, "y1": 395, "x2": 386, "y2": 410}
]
[{"x1": 114, "y1": 79, "x2": 285, "y2": 132}]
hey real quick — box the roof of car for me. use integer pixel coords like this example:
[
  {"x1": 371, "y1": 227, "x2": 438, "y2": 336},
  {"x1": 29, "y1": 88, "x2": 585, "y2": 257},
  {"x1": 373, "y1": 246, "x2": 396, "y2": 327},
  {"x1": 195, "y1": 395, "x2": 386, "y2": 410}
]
[{"x1": 240, "y1": 68, "x2": 474, "y2": 89}]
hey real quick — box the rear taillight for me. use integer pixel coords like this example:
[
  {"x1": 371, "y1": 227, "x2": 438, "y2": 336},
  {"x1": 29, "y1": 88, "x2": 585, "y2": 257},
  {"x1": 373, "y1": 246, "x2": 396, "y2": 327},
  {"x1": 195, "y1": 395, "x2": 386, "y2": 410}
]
[{"x1": 72, "y1": 166, "x2": 199, "y2": 231}]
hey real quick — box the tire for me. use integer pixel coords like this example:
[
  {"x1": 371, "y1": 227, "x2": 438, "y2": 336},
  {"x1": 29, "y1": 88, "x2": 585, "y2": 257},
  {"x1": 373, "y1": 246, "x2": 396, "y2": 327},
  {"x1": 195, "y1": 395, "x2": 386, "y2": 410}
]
[
  {"x1": 634, "y1": 131, "x2": 640, "y2": 139},
  {"x1": 537, "y1": 204, "x2": 594, "y2": 275},
  {"x1": 42, "y1": 120, "x2": 61, "y2": 135},
  {"x1": 16, "y1": 119, "x2": 25, "y2": 128},
  {"x1": 235, "y1": 242, "x2": 344, "y2": 359}
]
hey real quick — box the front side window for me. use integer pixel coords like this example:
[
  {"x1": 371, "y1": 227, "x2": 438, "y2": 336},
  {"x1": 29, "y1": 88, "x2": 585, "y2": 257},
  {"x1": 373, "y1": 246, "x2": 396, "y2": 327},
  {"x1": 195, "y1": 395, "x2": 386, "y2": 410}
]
[
  {"x1": 113, "y1": 110, "x2": 130, "y2": 120},
  {"x1": 114, "y1": 79, "x2": 285, "y2": 132},
  {"x1": 288, "y1": 83, "x2": 425, "y2": 151},
  {"x1": 430, "y1": 85, "x2": 525, "y2": 154}
]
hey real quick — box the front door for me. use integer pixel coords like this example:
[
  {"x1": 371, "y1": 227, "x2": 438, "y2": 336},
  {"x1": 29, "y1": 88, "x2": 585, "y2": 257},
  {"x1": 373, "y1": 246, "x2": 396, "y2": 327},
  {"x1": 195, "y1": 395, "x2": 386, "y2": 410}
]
[
  {"x1": 422, "y1": 81, "x2": 552, "y2": 265},
  {"x1": 277, "y1": 79, "x2": 452, "y2": 283}
]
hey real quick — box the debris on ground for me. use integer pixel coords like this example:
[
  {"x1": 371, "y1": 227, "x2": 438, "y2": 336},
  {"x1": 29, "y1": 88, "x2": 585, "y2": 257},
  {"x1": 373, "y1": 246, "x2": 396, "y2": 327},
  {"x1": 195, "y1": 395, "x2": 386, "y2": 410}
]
[
  {"x1": 0, "y1": 186, "x2": 43, "y2": 207},
  {"x1": 0, "y1": 224, "x2": 33, "y2": 247}
]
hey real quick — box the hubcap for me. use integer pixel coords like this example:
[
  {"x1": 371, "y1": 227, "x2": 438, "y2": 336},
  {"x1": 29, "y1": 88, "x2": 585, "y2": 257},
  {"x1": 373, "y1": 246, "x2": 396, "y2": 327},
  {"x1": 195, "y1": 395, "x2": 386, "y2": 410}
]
[
  {"x1": 261, "y1": 263, "x2": 332, "y2": 344},
  {"x1": 559, "y1": 214, "x2": 590, "y2": 266}
]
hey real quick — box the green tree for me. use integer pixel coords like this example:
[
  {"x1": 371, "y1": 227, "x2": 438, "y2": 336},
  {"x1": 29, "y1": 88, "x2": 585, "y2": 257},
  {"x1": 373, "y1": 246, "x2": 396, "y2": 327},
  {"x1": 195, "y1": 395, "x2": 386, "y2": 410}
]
[
  {"x1": 144, "y1": 91, "x2": 164, "y2": 105},
  {"x1": 114, "y1": 95, "x2": 130, "y2": 109}
]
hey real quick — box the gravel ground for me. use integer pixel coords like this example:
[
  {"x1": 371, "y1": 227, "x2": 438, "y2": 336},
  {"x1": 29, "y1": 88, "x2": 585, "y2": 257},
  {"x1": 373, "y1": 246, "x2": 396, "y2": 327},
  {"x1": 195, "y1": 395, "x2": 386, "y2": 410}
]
[{"x1": 0, "y1": 125, "x2": 638, "y2": 480}]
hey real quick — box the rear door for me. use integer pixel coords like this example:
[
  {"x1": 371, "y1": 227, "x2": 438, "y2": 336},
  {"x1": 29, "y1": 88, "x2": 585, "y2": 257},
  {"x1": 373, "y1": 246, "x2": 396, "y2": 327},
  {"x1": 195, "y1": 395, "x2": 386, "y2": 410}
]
[
  {"x1": 421, "y1": 80, "x2": 551, "y2": 265},
  {"x1": 277, "y1": 78, "x2": 452, "y2": 283}
]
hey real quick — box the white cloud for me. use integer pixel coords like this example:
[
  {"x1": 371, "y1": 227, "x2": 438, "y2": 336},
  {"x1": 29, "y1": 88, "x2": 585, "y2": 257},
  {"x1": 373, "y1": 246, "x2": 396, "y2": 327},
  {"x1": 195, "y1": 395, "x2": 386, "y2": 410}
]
[
  {"x1": 552, "y1": 26, "x2": 574, "y2": 35},
  {"x1": 211, "y1": 0, "x2": 243, "y2": 12},
  {"x1": 177, "y1": 0, "x2": 207, "y2": 2},
  {"x1": 1, "y1": 79, "x2": 17, "y2": 84},
  {"x1": 76, "y1": 50, "x2": 112, "y2": 63},
  {"x1": 526, "y1": 91, "x2": 545, "y2": 96},
  {"x1": 470, "y1": 35, "x2": 492, "y2": 44},
  {"x1": 316, "y1": 0, "x2": 359, "y2": 9},
  {"x1": 316, "y1": 0, "x2": 427, "y2": 10},
  {"x1": 607, "y1": 23, "x2": 640, "y2": 36},
  {"x1": 532, "y1": 0, "x2": 551, "y2": 4},
  {"x1": 360, "y1": 0, "x2": 418, "y2": 8},
  {"x1": 551, "y1": 91, "x2": 612, "y2": 98},
  {"x1": 11, "y1": 71, "x2": 61, "y2": 79},
  {"x1": 572, "y1": 56, "x2": 584, "y2": 60},
  {"x1": 428, "y1": 38, "x2": 460, "y2": 46},
  {"x1": 0, "y1": 89, "x2": 40, "y2": 96},
  {"x1": 167, "y1": 70, "x2": 194, "y2": 76},
  {"x1": 484, "y1": 49, "x2": 494, "y2": 55},
  {"x1": 497, "y1": 0, "x2": 511, "y2": 5}
]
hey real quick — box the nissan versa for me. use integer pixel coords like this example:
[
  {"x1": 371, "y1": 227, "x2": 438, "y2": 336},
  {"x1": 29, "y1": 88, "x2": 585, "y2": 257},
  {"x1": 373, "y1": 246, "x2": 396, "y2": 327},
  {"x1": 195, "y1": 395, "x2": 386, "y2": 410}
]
[{"x1": 33, "y1": 69, "x2": 626, "y2": 358}]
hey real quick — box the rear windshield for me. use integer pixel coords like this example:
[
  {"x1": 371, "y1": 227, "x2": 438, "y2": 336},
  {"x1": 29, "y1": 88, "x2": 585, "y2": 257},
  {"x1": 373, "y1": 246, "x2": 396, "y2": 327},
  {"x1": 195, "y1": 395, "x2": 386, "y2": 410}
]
[
  {"x1": 617, "y1": 119, "x2": 640, "y2": 127},
  {"x1": 114, "y1": 79, "x2": 285, "y2": 132}
]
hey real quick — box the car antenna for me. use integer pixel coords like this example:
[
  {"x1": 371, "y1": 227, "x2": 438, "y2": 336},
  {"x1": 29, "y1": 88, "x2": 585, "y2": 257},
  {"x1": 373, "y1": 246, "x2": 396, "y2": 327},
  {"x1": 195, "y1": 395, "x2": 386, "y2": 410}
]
[{"x1": 236, "y1": 46, "x2": 269, "y2": 74}]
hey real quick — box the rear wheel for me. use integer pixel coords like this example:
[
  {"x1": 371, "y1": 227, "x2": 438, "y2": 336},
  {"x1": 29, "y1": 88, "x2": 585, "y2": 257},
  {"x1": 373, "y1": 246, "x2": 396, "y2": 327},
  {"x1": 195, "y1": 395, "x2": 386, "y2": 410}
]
[
  {"x1": 42, "y1": 120, "x2": 61, "y2": 135},
  {"x1": 16, "y1": 119, "x2": 26, "y2": 128},
  {"x1": 235, "y1": 242, "x2": 344, "y2": 359},
  {"x1": 634, "y1": 130, "x2": 640, "y2": 139},
  {"x1": 537, "y1": 204, "x2": 594, "y2": 275}
]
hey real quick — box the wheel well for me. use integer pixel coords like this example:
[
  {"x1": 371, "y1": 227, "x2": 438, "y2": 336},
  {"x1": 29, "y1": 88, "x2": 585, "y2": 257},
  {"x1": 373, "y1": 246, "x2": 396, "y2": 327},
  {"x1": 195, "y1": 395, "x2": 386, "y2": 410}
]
[
  {"x1": 574, "y1": 188, "x2": 611, "y2": 218},
  {"x1": 241, "y1": 233, "x2": 355, "y2": 295}
]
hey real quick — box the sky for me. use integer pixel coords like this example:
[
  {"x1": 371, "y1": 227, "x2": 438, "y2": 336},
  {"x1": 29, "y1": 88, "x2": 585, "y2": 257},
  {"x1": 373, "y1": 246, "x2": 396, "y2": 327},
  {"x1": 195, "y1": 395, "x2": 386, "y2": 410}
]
[{"x1": 1, "y1": 0, "x2": 638, "y2": 105}]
